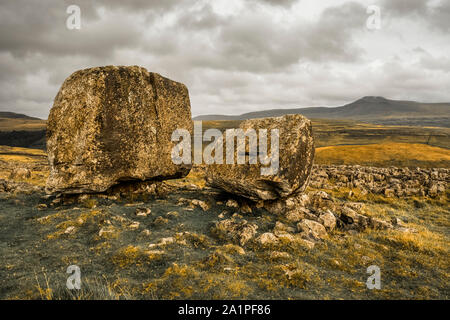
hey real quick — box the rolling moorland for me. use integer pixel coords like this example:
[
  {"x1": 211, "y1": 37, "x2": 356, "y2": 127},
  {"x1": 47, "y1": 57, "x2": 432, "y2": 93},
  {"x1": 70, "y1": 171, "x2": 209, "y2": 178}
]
[
  {"x1": 0, "y1": 108, "x2": 448, "y2": 299},
  {"x1": 194, "y1": 96, "x2": 450, "y2": 128},
  {"x1": 0, "y1": 112, "x2": 46, "y2": 150}
]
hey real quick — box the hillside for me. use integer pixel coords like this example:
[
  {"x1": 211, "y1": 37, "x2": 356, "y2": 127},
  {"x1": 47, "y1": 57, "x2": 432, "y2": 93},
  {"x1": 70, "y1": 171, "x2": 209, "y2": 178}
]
[
  {"x1": 0, "y1": 111, "x2": 42, "y2": 120},
  {"x1": 0, "y1": 113, "x2": 46, "y2": 150},
  {"x1": 194, "y1": 97, "x2": 450, "y2": 127}
]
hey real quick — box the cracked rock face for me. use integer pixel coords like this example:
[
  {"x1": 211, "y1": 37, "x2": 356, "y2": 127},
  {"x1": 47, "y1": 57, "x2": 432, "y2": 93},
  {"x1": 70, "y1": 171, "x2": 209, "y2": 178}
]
[
  {"x1": 46, "y1": 66, "x2": 193, "y2": 194},
  {"x1": 206, "y1": 114, "x2": 315, "y2": 201}
]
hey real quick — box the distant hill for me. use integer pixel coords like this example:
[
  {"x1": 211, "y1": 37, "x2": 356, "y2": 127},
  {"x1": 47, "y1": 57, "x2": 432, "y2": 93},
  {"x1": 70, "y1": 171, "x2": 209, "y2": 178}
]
[
  {"x1": 193, "y1": 96, "x2": 450, "y2": 127},
  {"x1": 0, "y1": 111, "x2": 41, "y2": 120},
  {"x1": 0, "y1": 111, "x2": 46, "y2": 150}
]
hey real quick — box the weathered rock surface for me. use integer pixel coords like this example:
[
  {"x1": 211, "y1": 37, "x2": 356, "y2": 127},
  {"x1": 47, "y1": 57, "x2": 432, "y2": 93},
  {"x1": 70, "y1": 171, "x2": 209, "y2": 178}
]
[
  {"x1": 206, "y1": 114, "x2": 315, "y2": 200},
  {"x1": 46, "y1": 66, "x2": 193, "y2": 194}
]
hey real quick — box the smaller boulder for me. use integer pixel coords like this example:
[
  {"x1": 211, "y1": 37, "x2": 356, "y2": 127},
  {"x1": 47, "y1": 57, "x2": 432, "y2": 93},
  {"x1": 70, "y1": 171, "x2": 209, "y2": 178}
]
[{"x1": 297, "y1": 219, "x2": 328, "y2": 240}]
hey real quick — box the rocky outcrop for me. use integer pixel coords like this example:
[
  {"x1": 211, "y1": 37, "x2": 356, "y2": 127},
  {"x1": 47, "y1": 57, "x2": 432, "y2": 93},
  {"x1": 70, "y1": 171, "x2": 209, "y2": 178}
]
[
  {"x1": 310, "y1": 165, "x2": 448, "y2": 197},
  {"x1": 45, "y1": 66, "x2": 193, "y2": 194},
  {"x1": 209, "y1": 188, "x2": 417, "y2": 250},
  {"x1": 206, "y1": 114, "x2": 315, "y2": 201},
  {"x1": 255, "y1": 189, "x2": 417, "y2": 247}
]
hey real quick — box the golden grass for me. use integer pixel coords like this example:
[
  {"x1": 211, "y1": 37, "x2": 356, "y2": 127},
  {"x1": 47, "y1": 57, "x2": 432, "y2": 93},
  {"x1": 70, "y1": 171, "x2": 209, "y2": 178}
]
[
  {"x1": 0, "y1": 145, "x2": 46, "y2": 156},
  {"x1": 0, "y1": 145, "x2": 48, "y2": 185},
  {"x1": 315, "y1": 142, "x2": 450, "y2": 167},
  {"x1": 112, "y1": 245, "x2": 163, "y2": 269},
  {"x1": 0, "y1": 118, "x2": 46, "y2": 131}
]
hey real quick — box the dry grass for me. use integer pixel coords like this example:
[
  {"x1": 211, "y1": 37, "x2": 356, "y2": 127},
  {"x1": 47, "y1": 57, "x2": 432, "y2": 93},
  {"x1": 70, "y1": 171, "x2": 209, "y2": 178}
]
[
  {"x1": 315, "y1": 142, "x2": 450, "y2": 168},
  {"x1": 0, "y1": 118, "x2": 46, "y2": 131},
  {"x1": 0, "y1": 145, "x2": 45, "y2": 156}
]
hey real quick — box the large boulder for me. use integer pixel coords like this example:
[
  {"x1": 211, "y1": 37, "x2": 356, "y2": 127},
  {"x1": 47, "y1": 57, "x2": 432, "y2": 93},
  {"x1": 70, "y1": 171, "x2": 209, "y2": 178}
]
[
  {"x1": 46, "y1": 65, "x2": 193, "y2": 194},
  {"x1": 206, "y1": 114, "x2": 314, "y2": 200}
]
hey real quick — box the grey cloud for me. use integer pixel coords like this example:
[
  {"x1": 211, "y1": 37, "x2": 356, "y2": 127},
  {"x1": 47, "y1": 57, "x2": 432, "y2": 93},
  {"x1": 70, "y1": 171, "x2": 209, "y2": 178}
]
[
  {"x1": 247, "y1": 0, "x2": 299, "y2": 7},
  {"x1": 176, "y1": 4, "x2": 228, "y2": 30},
  {"x1": 0, "y1": 0, "x2": 449, "y2": 119},
  {"x1": 382, "y1": 0, "x2": 428, "y2": 15},
  {"x1": 0, "y1": 0, "x2": 187, "y2": 58},
  {"x1": 382, "y1": 0, "x2": 450, "y2": 32},
  {"x1": 161, "y1": 1, "x2": 366, "y2": 74}
]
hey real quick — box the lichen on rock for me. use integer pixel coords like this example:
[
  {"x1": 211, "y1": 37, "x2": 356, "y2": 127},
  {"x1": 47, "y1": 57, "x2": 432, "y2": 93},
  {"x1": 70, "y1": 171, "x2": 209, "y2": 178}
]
[
  {"x1": 206, "y1": 114, "x2": 315, "y2": 201},
  {"x1": 45, "y1": 65, "x2": 193, "y2": 194}
]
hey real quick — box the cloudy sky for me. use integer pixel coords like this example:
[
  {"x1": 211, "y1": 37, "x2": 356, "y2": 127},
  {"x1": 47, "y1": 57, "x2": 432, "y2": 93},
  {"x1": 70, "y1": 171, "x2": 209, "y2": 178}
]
[{"x1": 1, "y1": 0, "x2": 449, "y2": 119}]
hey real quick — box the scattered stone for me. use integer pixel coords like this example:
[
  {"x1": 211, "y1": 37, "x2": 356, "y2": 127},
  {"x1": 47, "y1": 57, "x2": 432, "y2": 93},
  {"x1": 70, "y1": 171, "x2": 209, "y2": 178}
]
[
  {"x1": 391, "y1": 217, "x2": 406, "y2": 227},
  {"x1": 226, "y1": 199, "x2": 239, "y2": 208},
  {"x1": 218, "y1": 211, "x2": 227, "y2": 219},
  {"x1": 345, "y1": 202, "x2": 364, "y2": 211},
  {"x1": 159, "y1": 237, "x2": 175, "y2": 246},
  {"x1": 191, "y1": 199, "x2": 210, "y2": 211},
  {"x1": 339, "y1": 206, "x2": 358, "y2": 224},
  {"x1": 148, "y1": 237, "x2": 177, "y2": 249},
  {"x1": 273, "y1": 221, "x2": 295, "y2": 235},
  {"x1": 284, "y1": 207, "x2": 311, "y2": 222},
  {"x1": 269, "y1": 251, "x2": 291, "y2": 260},
  {"x1": 212, "y1": 218, "x2": 258, "y2": 246},
  {"x1": 98, "y1": 226, "x2": 115, "y2": 238},
  {"x1": 64, "y1": 226, "x2": 76, "y2": 234},
  {"x1": 125, "y1": 202, "x2": 144, "y2": 207},
  {"x1": 369, "y1": 218, "x2": 393, "y2": 230},
  {"x1": 330, "y1": 259, "x2": 341, "y2": 267},
  {"x1": 297, "y1": 219, "x2": 328, "y2": 240},
  {"x1": 166, "y1": 211, "x2": 179, "y2": 218},
  {"x1": 257, "y1": 232, "x2": 279, "y2": 246},
  {"x1": 135, "y1": 207, "x2": 151, "y2": 217},
  {"x1": 146, "y1": 249, "x2": 165, "y2": 256},
  {"x1": 296, "y1": 237, "x2": 315, "y2": 250},
  {"x1": 153, "y1": 216, "x2": 169, "y2": 226},
  {"x1": 319, "y1": 210, "x2": 337, "y2": 231},
  {"x1": 50, "y1": 198, "x2": 62, "y2": 207},
  {"x1": 361, "y1": 256, "x2": 372, "y2": 265},
  {"x1": 37, "y1": 204, "x2": 47, "y2": 210},
  {"x1": 128, "y1": 221, "x2": 140, "y2": 230},
  {"x1": 240, "y1": 202, "x2": 252, "y2": 214},
  {"x1": 309, "y1": 191, "x2": 334, "y2": 210}
]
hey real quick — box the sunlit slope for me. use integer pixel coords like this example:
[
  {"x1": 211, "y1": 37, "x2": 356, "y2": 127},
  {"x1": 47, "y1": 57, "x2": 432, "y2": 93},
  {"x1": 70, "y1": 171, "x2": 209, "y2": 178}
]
[{"x1": 315, "y1": 143, "x2": 450, "y2": 168}]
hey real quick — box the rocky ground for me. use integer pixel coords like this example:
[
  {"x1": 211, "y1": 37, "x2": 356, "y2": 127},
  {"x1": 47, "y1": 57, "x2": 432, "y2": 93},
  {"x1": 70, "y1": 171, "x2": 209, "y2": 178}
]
[
  {"x1": 310, "y1": 165, "x2": 449, "y2": 198},
  {"x1": 0, "y1": 152, "x2": 448, "y2": 300}
]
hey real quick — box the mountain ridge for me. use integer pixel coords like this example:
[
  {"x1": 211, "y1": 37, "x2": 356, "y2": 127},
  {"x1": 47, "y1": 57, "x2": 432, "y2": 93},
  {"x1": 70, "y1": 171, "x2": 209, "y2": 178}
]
[
  {"x1": 0, "y1": 111, "x2": 42, "y2": 120},
  {"x1": 193, "y1": 96, "x2": 450, "y2": 127}
]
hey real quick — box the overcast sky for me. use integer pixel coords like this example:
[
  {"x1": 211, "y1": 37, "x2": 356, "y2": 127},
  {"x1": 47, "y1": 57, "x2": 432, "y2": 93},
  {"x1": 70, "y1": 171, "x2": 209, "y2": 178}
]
[{"x1": 1, "y1": 0, "x2": 449, "y2": 119}]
